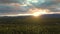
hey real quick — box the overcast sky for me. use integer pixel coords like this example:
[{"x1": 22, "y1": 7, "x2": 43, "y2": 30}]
[{"x1": 0, "y1": 0, "x2": 60, "y2": 15}]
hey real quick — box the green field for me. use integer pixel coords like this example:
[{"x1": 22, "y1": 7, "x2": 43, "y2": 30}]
[{"x1": 0, "y1": 17, "x2": 60, "y2": 34}]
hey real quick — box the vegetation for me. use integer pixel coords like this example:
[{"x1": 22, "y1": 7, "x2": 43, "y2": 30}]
[{"x1": 0, "y1": 16, "x2": 60, "y2": 34}]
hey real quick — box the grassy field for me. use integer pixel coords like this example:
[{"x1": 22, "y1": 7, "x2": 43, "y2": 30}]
[{"x1": 0, "y1": 16, "x2": 60, "y2": 34}]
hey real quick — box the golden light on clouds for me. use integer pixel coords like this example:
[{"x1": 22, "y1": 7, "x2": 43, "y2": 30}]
[
  {"x1": 14, "y1": 8, "x2": 51, "y2": 17},
  {"x1": 0, "y1": 7, "x2": 52, "y2": 17},
  {"x1": 29, "y1": 8, "x2": 50, "y2": 17}
]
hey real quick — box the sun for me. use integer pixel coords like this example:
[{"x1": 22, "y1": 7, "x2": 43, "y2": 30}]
[
  {"x1": 32, "y1": 9, "x2": 50, "y2": 17},
  {"x1": 33, "y1": 12, "x2": 41, "y2": 16},
  {"x1": 17, "y1": 9, "x2": 50, "y2": 17}
]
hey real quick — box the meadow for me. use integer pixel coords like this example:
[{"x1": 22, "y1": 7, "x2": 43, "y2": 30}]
[{"x1": 0, "y1": 16, "x2": 60, "y2": 34}]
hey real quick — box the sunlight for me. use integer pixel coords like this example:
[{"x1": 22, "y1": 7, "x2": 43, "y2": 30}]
[
  {"x1": 18, "y1": 14, "x2": 32, "y2": 16},
  {"x1": 33, "y1": 12, "x2": 41, "y2": 16},
  {"x1": 32, "y1": 9, "x2": 50, "y2": 17}
]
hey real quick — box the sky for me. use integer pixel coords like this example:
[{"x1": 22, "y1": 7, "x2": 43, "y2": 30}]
[{"x1": 0, "y1": 0, "x2": 60, "y2": 16}]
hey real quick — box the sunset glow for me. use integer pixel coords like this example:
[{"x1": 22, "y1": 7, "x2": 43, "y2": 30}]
[
  {"x1": 28, "y1": 8, "x2": 50, "y2": 16},
  {"x1": 0, "y1": 9, "x2": 50, "y2": 17}
]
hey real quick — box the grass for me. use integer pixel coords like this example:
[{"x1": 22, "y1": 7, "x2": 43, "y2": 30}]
[{"x1": 0, "y1": 17, "x2": 60, "y2": 34}]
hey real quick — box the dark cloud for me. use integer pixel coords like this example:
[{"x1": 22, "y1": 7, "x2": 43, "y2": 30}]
[
  {"x1": 0, "y1": 0, "x2": 60, "y2": 15},
  {"x1": 0, "y1": 0, "x2": 25, "y2": 4},
  {"x1": 0, "y1": 5, "x2": 30, "y2": 15}
]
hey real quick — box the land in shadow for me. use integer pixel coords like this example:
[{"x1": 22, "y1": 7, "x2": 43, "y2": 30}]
[{"x1": 0, "y1": 14, "x2": 60, "y2": 34}]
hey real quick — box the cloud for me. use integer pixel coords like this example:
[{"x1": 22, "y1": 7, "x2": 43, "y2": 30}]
[
  {"x1": 0, "y1": 4, "x2": 30, "y2": 15},
  {"x1": 0, "y1": 0, "x2": 25, "y2": 3},
  {"x1": 0, "y1": 0, "x2": 60, "y2": 16}
]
